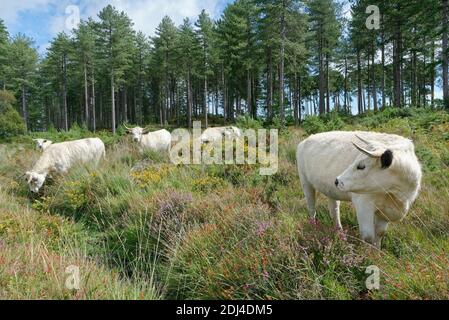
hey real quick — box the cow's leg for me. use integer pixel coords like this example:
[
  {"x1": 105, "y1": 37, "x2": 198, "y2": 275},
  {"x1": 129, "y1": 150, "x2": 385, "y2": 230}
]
[
  {"x1": 301, "y1": 178, "x2": 316, "y2": 220},
  {"x1": 353, "y1": 196, "x2": 376, "y2": 246},
  {"x1": 328, "y1": 199, "x2": 342, "y2": 230},
  {"x1": 374, "y1": 214, "x2": 389, "y2": 249}
]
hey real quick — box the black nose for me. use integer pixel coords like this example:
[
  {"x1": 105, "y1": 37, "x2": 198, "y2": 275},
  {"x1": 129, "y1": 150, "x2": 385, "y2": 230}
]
[{"x1": 335, "y1": 178, "x2": 339, "y2": 187}]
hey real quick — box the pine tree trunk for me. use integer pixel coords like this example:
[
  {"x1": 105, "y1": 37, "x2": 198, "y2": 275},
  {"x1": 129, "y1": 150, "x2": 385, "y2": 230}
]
[
  {"x1": 412, "y1": 51, "x2": 417, "y2": 107},
  {"x1": 22, "y1": 85, "x2": 28, "y2": 131},
  {"x1": 344, "y1": 56, "x2": 348, "y2": 111},
  {"x1": 63, "y1": 55, "x2": 68, "y2": 131},
  {"x1": 298, "y1": 74, "x2": 302, "y2": 123},
  {"x1": 204, "y1": 76, "x2": 208, "y2": 128},
  {"x1": 372, "y1": 39, "x2": 377, "y2": 112},
  {"x1": 443, "y1": 0, "x2": 449, "y2": 108},
  {"x1": 367, "y1": 53, "x2": 371, "y2": 111},
  {"x1": 267, "y1": 48, "x2": 273, "y2": 120},
  {"x1": 357, "y1": 50, "x2": 363, "y2": 114},
  {"x1": 124, "y1": 87, "x2": 128, "y2": 122},
  {"x1": 293, "y1": 73, "x2": 298, "y2": 126},
  {"x1": 279, "y1": 0, "x2": 286, "y2": 123},
  {"x1": 381, "y1": 19, "x2": 386, "y2": 109},
  {"x1": 247, "y1": 70, "x2": 252, "y2": 116},
  {"x1": 326, "y1": 52, "x2": 330, "y2": 113},
  {"x1": 394, "y1": 5, "x2": 402, "y2": 108},
  {"x1": 319, "y1": 29, "x2": 325, "y2": 115},
  {"x1": 111, "y1": 70, "x2": 116, "y2": 134},
  {"x1": 221, "y1": 62, "x2": 227, "y2": 122},
  {"x1": 187, "y1": 68, "x2": 193, "y2": 129},
  {"x1": 91, "y1": 70, "x2": 96, "y2": 132},
  {"x1": 84, "y1": 62, "x2": 89, "y2": 126},
  {"x1": 431, "y1": 41, "x2": 435, "y2": 106}
]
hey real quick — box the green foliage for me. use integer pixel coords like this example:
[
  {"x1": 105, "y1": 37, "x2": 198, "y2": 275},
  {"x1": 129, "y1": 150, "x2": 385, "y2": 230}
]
[
  {"x1": 0, "y1": 101, "x2": 26, "y2": 138},
  {"x1": 1, "y1": 88, "x2": 449, "y2": 301},
  {"x1": 236, "y1": 114, "x2": 264, "y2": 129},
  {"x1": 301, "y1": 115, "x2": 327, "y2": 134}
]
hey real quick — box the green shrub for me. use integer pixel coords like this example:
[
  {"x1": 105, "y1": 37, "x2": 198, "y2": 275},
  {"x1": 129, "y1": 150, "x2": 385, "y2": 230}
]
[
  {"x1": 236, "y1": 114, "x2": 264, "y2": 129},
  {"x1": 301, "y1": 115, "x2": 327, "y2": 134},
  {"x1": 0, "y1": 102, "x2": 26, "y2": 138}
]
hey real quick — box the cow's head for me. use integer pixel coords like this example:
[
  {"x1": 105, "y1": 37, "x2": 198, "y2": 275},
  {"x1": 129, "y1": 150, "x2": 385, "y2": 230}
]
[
  {"x1": 25, "y1": 171, "x2": 47, "y2": 193},
  {"x1": 33, "y1": 139, "x2": 52, "y2": 151},
  {"x1": 124, "y1": 125, "x2": 150, "y2": 143},
  {"x1": 335, "y1": 136, "x2": 394, "y2": 194}
]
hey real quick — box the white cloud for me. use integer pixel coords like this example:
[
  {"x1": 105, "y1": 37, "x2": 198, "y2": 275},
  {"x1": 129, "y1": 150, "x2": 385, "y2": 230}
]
[
  {"x1": 83, "y1": 0, "x2": 224, "y2": 35},
  {"x1": 1, "y1": 0, "x2": 225, "y2": 38},
  {"x1": 43, "y1": 0, "x2": 224, "y2": 37},
  {"x1": 0, "y1": 0, "x2": 54, "y2": 25}
]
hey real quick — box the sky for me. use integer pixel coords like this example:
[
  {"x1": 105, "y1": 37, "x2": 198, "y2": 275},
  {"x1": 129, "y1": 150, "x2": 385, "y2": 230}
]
[{"x1": 1, "y1": 0, "x2": 231, "y2": 55}]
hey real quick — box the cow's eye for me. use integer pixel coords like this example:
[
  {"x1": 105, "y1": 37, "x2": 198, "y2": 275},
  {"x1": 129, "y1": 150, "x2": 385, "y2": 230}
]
[{"x1": 357, "y1": 163, "x2": 365, "y2": 170}]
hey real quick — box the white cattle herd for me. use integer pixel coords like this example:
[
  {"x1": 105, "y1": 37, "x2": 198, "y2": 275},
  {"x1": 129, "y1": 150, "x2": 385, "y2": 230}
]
[{"x1": 25, "y1": 127, "x2": 422, "y2": 248}]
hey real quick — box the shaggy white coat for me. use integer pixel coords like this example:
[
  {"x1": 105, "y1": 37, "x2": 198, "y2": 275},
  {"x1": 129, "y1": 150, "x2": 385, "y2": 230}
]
[{"x1": 296, "y1": 131, "x2": 422, "y2": 247}]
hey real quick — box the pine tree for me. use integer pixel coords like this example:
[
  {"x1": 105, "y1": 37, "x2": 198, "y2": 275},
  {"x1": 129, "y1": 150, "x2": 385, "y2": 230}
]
[
  {"x1": 195, "y1": 10, "x2": 215, "y2": 128},
  {"x1": 443, "y1": 0, "x2": 449, "y2": 108},
  {"x1": 0, "y1": 19, "x2": 9, "y2": 90},
  {"x1": 74, "y1": 19, "x2": 97, "y2": 128},
  {"x1": 97, "y1": 5, "x2": 135, "y2": 134},
  {"x1": 46, "y1": 32, "x2": 73, "y2": 131},
  {"x1": 153, "y1": 16, "x2": 178, "y2": 125},
  {"x1": 307, "y1": 0, "x2": 340, "y2": 115},
  {"x1": 177, "y1": 18, "x2": 200, "y2": 128},
  {"x1": 4, "y1": 34, "x2": 38, "y2": 131}
]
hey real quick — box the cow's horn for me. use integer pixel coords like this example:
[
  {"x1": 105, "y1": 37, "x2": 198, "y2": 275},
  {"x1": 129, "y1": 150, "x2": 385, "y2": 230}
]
[
  {"x1": 352, "y1": 142, "x2": 382, "y2": 158},
  {"x1": 355, "y1": 133, "x2": 371, "y2": 145},
  {"x1": 123, "y1": 123, "x2": 132, "y2": 130}
]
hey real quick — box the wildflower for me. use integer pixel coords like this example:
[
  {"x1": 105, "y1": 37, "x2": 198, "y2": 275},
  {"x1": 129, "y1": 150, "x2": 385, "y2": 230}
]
[
  {"x1": 262, "y1": 270, "x2": 269, "y2": 280},
  {"x1": 255, "y1": 221, "x2": 271, "y2": 236}
]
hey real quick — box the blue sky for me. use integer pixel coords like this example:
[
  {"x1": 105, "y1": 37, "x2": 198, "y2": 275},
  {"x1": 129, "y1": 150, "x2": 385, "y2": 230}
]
[{"x1": 1, "y1": 0, "x2": 231, "y2": 55}]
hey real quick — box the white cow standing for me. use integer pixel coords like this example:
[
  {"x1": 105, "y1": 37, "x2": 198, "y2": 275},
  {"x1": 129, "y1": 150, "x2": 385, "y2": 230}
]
[
  {"x1": 296, "y1": 131, "x2": 422, "y2": 248},
  {"x1": 26, "y1": 138, "x2": 105, "y2": 193},
  {"x1": 125, "y1": 125, "x2": 171, "y2": 152},
  {"x1": 33, "y1": 138, "x2": 53, "y2": 151},
  {"x1": 200, "y1": 126, "x2": 242, "y2": 143}
]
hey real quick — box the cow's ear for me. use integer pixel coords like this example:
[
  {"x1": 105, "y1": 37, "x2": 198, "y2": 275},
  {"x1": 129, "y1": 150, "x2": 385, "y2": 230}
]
[{"x1": 381, "y1": 149, "x2": 393, "y2": 169}]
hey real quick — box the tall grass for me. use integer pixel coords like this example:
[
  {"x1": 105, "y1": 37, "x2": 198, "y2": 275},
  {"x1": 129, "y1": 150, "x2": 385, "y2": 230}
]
[{"x1": 0, "y1": 107, "x2": 448, "y2": 299}]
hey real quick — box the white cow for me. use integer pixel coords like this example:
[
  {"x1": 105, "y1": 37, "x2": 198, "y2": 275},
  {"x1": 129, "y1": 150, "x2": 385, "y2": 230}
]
[
  {"x1": 26, "y1": 138, "x2": 105, "y2": 193},
  {"x1": 33, "y1": 138, "x2": 53, "y2": 151},
  {"x1": 200, "y1": 126, "x2": 242, "y2": 143},
  {"x1": 125, "y1": 125, "x2": 171, "y2": 152},
  {"x1": 296, "y1": 131, "x2": 422, "y2": 248}
]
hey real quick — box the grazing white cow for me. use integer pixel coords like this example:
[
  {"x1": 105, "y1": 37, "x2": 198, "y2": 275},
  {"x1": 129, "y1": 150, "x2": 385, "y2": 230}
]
[
  {"x1": 200, "y1": 126, "x2": 242, "y2": 143},
  {"x1": 125, "y1": 125, "x2": 171, "y2": 152},
  {"x1": 296, "y1": 131, "x2": 422, "y2": 248},
  {"x1": 26, "y1": 138, "x2": 105, "y2": 193},
  {"x1": 33, "y1": 138, "x2": 53, "y2": 151}
]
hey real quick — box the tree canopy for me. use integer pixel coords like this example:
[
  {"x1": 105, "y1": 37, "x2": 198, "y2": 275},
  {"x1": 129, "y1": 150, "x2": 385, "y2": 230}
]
[{"x1": 0, "y1": 0, "x2": 446, "y2": 133}]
